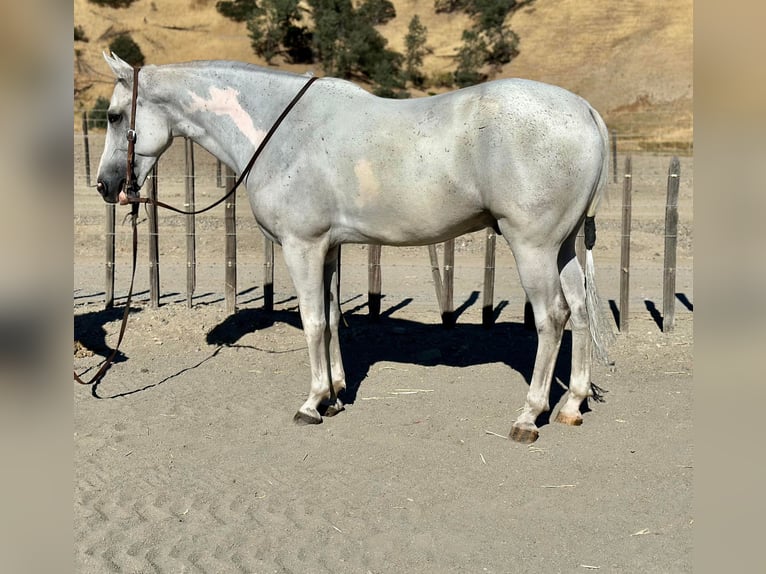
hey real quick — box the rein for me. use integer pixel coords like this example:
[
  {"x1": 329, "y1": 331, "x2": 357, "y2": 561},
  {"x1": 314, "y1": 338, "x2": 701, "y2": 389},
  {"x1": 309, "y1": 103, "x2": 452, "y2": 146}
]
[
  {"x1": 74, "y1": 69, "x2": 318, "y2": 386},
  {"x1": 129, "y1": 74, "x2": 319, "y2": 216}
]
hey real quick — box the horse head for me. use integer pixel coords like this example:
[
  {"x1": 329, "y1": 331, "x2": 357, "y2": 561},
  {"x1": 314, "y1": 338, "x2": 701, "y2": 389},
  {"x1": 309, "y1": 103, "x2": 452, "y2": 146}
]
[{"x1": 96, "y1": 53, "x2": 173, "y2": 204}]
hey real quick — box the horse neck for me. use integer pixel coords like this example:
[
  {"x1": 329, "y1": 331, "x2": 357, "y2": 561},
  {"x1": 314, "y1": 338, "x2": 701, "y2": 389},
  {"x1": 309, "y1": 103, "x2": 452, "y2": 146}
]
[{"x1": 160, "y1": 63, "x2": 309, "y2": 174}]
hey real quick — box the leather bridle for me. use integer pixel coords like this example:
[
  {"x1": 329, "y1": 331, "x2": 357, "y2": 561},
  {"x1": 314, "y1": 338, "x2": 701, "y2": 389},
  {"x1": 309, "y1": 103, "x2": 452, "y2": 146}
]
[{"x1": 75, "y1": 68, "x2": 318, "y2": 386}]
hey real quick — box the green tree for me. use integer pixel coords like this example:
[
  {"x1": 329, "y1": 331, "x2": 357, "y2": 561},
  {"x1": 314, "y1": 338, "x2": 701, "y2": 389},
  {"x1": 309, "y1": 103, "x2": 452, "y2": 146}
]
[
  {"x1": 308, "y1": 0, "x2": 355, "y2": 77},
  {"x1": 404, "y1": 15, "x2": 428, "y2": 88},
  {"x1": 454, "y1": 29, "x2": 488, "y2": 87},
  {"x1": 308, "y1": 0, "x2": 406, "y2": 95},
  {"x1": 246, "y1": 0, "x2": 312, "y2": 64},
  {"x1": 437, "y1": 0, "x2": 532, "y2": 85},
  {"x1": 357, "y1": 0, "x2": 396, "y2": 25},
  {"x1": 215, "y1": 0, "x2": 258, "y2": 22},
  {"x1": 108, "y1": 33, "x2": 145, "y2": 67}
]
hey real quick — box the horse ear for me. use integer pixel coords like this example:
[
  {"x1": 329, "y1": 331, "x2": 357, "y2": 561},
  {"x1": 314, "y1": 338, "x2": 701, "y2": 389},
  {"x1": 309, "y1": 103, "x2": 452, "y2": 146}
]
[{"x1": 103, "y1": 51, "x2": 133, "y2": 81}]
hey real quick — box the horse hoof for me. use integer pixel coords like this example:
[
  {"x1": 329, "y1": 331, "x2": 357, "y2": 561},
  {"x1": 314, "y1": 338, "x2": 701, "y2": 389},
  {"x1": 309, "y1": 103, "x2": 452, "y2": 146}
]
[
  {"x1": 509, "y1": 423, "x2": 539, "y2": 444},
  {"x1": 555, "y1": 411, "x2": 583, "y2": 426},
  {"x1": 323, "y1": 400, "x2": 345, "y2": 418},
  {"x1": 293, "y1": 409, "x2": 322, "y2": 425}
]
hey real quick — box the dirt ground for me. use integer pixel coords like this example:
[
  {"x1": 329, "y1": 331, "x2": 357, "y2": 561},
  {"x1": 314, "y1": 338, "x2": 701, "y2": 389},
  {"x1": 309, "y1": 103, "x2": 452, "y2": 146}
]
[{"x1": 74, "y1": 137, "x2": 693, "y2": 573}]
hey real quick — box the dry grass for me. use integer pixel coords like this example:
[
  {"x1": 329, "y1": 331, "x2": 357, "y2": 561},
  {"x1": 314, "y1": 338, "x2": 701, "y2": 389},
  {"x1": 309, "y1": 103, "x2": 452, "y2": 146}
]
[{"x1": 74, "y1": 0, "x2": 692, "y2": 149}]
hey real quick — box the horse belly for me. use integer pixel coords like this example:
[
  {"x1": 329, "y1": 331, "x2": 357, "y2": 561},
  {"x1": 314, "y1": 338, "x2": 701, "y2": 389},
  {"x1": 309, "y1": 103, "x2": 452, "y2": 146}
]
[{"x1": 333, "y1": 154, "x2": 491, "y2": 246}]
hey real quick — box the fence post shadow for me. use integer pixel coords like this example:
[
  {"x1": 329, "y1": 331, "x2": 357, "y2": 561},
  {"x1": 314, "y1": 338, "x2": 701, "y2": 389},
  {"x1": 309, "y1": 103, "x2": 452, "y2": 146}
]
[
  {"x1": 608, "y1": 299, "x2": 620, "y2": 329},
  {"x1": 644, "y1": 299, "x2": 664, "y2": 331},
  {"x1": 676, "y1": 293, "x2": 693, "y2": 312}
]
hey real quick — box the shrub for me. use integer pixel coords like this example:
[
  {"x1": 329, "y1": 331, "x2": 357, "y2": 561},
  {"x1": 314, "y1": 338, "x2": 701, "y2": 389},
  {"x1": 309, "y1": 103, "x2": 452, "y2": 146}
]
[
  {"x1": 357, "y1": 0, "x2": 396, "y2": 25},
  {"x1": 74, "y1": 25, "x2": 89, "y2": 42},
  {"x1": 429, "y1": 71, "x2": 455, "y2": 89},
  {"x1": 108, "y1": 33, "x2": 145, "y2": 67},
  {"x1": 215, "y1": 0, "x2": 258, "y2": 22},
  {"x1": 87, "y1": 0, "x2": 137, "y2": 7}
]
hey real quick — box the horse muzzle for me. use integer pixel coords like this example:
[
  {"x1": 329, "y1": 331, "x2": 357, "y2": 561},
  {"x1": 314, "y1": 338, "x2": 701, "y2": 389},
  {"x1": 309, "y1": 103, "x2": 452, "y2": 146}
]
[{"x1": 96, "y1": 177, "x2": 141, "y2": 205}]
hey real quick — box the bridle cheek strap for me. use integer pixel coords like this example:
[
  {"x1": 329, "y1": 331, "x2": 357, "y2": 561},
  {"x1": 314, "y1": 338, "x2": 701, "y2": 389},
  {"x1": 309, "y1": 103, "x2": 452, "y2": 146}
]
[{"x1": 125, "y1": 66, "x2": 141, "y2": 207}]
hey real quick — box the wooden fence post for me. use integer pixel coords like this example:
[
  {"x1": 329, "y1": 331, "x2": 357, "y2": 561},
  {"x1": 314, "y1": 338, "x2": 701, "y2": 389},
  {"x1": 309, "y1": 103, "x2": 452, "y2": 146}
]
[
  {"x1": 147, "y1": 165, "x2": 160, "y2": 308},
  {"x1": 105, "y1": 204, "x2": 115, "y2": 309},
  {"x1": 82, "y1": 111, "x2": 92, "y2": 187},
  {"x1": 216, "y1": 159, "x2": 223, "y2": 188},
  {"x1": 611, "y1": 129, "x2": 618, "y2": 183},
  {"x1": 368, "y1": 244, "x2": 382, "y2": 319},
  {"x1": 662, "y1": 157, "x2": 680, "y2": 333},
  {"x1": 426, "y1": 242, "x2": 455, "y2": 327},
  {"x1": 224, "y1": 165, "x2": 237, "y2": 314},
  {"x1": 184, "y1": 138, "x2": 196, "y2": 307},
  {"x1": 427, "y1": 244, "x2": 444, "y2": 315},
  {"x1": 619, "y1": 154, "x2": 633, "y2": 333},
  {"x1": 263, "y1": 238, "x2": 274, "y2": 311},
  {"x1": 442, "y1": 239, "x2": 455, "y2": 327},
  {"x1": 482, "y1": 228, "x2": 496, "y2": 327}
]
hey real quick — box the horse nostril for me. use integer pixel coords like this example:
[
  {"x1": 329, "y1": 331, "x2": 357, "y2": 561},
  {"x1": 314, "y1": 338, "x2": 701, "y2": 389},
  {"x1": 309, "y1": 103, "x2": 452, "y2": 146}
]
[{"x1": 96, "y1": 181, "x2": 106, "y2": 195}]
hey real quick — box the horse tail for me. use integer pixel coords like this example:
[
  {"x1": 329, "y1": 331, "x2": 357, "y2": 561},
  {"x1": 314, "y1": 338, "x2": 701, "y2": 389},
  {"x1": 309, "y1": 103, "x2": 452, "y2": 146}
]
[{"x1": 583, "y1": 105, "x2": 614, "y2": 364}]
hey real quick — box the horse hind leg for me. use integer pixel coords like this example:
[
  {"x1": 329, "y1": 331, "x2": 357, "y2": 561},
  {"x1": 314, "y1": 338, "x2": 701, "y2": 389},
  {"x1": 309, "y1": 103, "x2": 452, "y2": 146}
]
[
  {"x1": 507, "y1": 244, "x2": 570, "y2": 444},
  {"x1": 554, "y1": 241, "x2": 592, "y2": 427}
]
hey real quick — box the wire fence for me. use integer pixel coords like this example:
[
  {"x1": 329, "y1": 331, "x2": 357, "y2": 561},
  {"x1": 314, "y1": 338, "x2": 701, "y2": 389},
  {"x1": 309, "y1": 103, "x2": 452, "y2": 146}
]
[{"x1": 74, "y1": 122, "x2": 693, "y2": 333}]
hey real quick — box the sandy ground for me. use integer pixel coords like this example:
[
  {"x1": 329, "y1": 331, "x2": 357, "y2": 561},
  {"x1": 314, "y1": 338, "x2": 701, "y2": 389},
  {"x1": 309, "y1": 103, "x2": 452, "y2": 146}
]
[{"x1": 74, "y1": 136, "x2": 693, "y2": 573}]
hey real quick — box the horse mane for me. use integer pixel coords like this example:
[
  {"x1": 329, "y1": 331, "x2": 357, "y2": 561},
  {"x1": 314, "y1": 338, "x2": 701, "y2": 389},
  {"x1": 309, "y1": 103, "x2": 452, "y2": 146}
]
[{"x1": 161, "y1": 60, "x2": 305, "y2": 80}]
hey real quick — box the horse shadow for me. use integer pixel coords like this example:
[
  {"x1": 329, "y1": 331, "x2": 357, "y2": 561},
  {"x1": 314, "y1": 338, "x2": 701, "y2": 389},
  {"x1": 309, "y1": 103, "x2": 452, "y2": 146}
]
[
  {"x1": 74, "y1": 304, "x2": 144, "y2": 362},
  {"x1": 207, "y1": 297, "x2": 576, "y2": 427}
]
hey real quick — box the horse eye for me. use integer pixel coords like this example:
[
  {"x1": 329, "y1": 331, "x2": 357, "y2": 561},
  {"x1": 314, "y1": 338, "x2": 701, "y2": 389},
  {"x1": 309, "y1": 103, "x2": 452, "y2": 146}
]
[{"x1": 107, "y1": 112, "x2": 122, "y2": 125}]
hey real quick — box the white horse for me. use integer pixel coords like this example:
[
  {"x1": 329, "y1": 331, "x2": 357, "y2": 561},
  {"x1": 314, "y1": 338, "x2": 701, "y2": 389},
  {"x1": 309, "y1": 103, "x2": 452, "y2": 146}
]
[{"x1": 96, "y1": 53, "x2": 611, "y2": 443}]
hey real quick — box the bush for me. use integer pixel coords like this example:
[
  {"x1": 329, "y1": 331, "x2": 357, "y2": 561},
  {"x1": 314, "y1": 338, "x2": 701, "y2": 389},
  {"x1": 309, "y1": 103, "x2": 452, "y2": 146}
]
[
  {"x1": 429, "y1": 71, "x2": 455, "y2": 89},
  {"x1": 357, "y1": 0, "x2": 396, "y2": 25},
  {"x1": 87, "y1": 0, "x2": 137, "y2": 7},
  {"x1": 74, "y1": 25, "x2": 88, "y2": 42},
  {"x1": 108, "y1": 33, "x2": 145, "y2": 67},
  {"x1": 215, "y1": 0, "x2": 258, "y2": 22}
]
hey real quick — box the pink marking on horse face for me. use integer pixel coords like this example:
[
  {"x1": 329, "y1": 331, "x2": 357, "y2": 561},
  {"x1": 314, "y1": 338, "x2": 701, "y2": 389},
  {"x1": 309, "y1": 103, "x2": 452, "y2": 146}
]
[{"x1": 185, "y1": 86, "x2": 265, "y2": 146}]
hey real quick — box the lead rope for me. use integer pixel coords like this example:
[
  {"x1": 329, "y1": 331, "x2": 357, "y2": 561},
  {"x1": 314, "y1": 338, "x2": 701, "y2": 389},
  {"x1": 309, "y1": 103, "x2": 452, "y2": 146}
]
[
  {"x1": 74, "y1": 66, "x2": 141, "y2": 386},
  {"x1": 129, "y1": 75, "x2": 319, "y2": 216},
  {"x1": 75, "y1": 72, "x2": 319, "y2": 385}
]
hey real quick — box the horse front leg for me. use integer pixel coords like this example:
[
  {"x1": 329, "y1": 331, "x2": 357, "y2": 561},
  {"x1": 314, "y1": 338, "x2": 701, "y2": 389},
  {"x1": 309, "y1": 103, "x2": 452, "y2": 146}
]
[{"x1": 281, "y1": 237, "x2": 334, "y2": 425}]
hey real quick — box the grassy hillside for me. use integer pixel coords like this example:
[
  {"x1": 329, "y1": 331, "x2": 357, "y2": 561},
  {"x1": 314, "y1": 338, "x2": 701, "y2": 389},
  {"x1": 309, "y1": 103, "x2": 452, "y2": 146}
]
[{"x1": 74, "y1": 0, "x2": 692, "y2": 150}]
